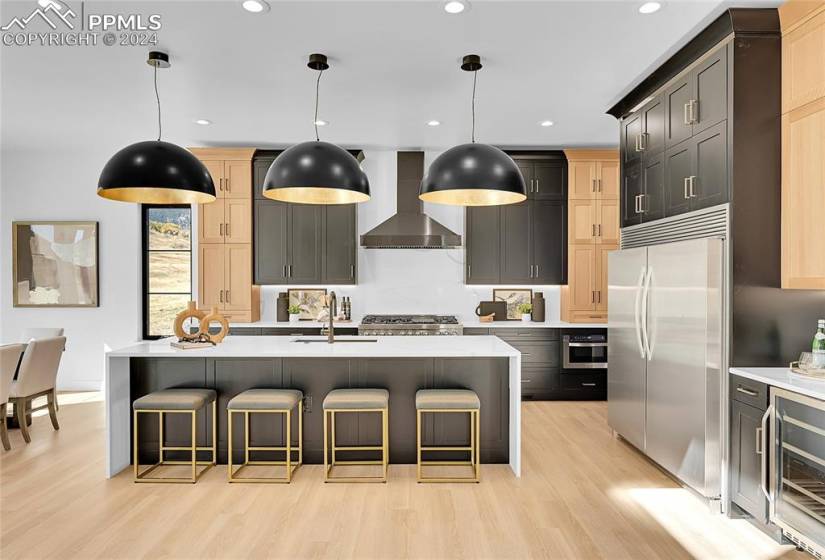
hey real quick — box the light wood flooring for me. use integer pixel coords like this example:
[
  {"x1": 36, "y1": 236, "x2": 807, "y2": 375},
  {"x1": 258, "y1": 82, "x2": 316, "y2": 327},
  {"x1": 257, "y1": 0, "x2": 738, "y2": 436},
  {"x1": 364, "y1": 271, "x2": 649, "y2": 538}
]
[{"x1": 0, "y1": 393, "x2": 806, "y2": 559}]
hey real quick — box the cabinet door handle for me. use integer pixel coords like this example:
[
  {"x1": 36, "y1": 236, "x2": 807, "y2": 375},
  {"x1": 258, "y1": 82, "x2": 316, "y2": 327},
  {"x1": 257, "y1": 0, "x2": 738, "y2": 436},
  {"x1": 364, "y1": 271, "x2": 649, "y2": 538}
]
[
  {"x1": 226, "y1": 222, "x2": 231, "y2": 237},
  {"x1": 634, "y1": 134, "x2": 640, "y2": 152},
  {"x1": 597, "y1": 290, "x2": 601, "y2": 303},
  {"x1": 597, "y1": 224, "x2": 602, "y2": 237},
  {"x1": 288, "y1": 264, "x2": 292, "y2": 277},
  {"x1": 218, "y1": 177, "x2": 223, "y2": 191},
  {"x1": 591, "y1": 291, "x2": 595, "y2": 303},
  {"x1": 598, "y1": 178, "x2": 602, "y2": 192},
  {"x1": 639, "y1": 133, "x2": 647, "y2": 151},
  {"x1": 736, "y1": 386, "x2": 758, "y2": 397},
  {"x1": 535, "y1": 264, "x2": 540, "y2": 278},
  {"x1": 683, "y1": 102, "x2": 691, "y2": 125},
  {"x1": 219, "y1": 223, "x2": 224, "y2": 236},
  {"x1": 219, "y1": 290, "x2": 224, "y2": 303},
  {"x1": 634, "y1": 194, "x2": 640, "y2": 214},
  {"x1": 592, "y1": 224, "x2": 596, "y2": 237},
  {"x1": 226, "y1": 290, "x2": 230, "y2": 303},
  {"x1": 582, "y1": 383, "x2": 597, "y2": 387},
  {"x1": 535, "y1": 178, "x2": 539, "y2": 193},
  {"x1": 467, "y1": 264, "x2": 471, "y2": 277},
  {"x1": 283, "y1": 265, "x2": 287, "y2": 278},
  {"x1": 689, "y1": 99, "x2": 697, "y2": 124},
  {"x1": 592, "y1": 178, "x2": 597, "y2": 193},
  {"x1": 684, "y1": 177, "x2": 690, "y2": 200},
  {"x1": 689, "y1": 176, "x2": 697, "y2": 198},
  {"x1": 351, "y1": 264, "x2": 355, "y2": 278},
  {"x1": 521, "y1": 379, "x2": 532, "y2": 383},
  {"x1": 225, "y1": 177, "x2": 230, "y2": 192}
]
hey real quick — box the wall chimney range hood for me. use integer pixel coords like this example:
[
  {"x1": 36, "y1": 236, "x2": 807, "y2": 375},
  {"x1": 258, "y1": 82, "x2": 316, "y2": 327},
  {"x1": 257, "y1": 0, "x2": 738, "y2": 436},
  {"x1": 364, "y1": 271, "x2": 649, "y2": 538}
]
[{"x1": 360, "y1": 152, "x2": 461, "y2": 249}]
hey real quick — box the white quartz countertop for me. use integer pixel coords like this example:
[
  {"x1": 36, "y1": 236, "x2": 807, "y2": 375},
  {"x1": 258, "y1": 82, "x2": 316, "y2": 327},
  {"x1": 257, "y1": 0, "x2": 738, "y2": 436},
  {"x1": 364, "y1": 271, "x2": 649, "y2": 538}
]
[
  {"x1": 228, "y1": 320, "x2": 360, "y2": 329},
  {"x1": 460, "y1": 318, "x2": 607, "y2": 329},
  {"x1": 108, "y1": 335, "x2": 520, "y2": 359},
  {"x1": 730, "y1": 367, "x2": 825, "y2": 401}
]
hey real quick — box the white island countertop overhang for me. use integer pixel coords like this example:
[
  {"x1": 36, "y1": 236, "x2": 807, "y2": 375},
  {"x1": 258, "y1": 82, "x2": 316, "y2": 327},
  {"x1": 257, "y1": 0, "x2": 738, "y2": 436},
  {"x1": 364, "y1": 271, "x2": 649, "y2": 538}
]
[{"x1": 105, "y1": 335, "x2": 522, "y2": 478}]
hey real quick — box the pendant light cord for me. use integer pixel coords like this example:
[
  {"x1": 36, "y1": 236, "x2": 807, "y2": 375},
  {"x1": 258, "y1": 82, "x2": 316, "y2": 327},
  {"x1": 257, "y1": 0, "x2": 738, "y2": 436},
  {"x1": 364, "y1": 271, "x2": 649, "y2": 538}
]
[
  {"x1": 153, "y1": 64, "x2": 162, "y2": 141},
  {"x1": 314, "y1": 69, "x2": 324, "y2": 141},
  {"x1": 471, "y1": 69, "x2": 477, "y2": 143}
]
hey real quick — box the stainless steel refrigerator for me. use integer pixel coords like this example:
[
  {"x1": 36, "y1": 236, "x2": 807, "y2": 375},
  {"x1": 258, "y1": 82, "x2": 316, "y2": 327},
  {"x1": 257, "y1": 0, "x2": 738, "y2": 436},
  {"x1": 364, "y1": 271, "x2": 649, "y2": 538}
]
[{"x1": 608, "y1": 237, "x2": 724, "y2": 501}]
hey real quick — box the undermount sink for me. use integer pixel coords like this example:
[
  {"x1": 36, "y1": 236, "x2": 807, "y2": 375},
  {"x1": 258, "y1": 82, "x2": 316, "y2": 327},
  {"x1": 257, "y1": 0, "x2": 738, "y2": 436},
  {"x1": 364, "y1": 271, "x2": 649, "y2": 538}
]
[{"x1": 292, "y1": 338, "x2": 378, "y2": 343}]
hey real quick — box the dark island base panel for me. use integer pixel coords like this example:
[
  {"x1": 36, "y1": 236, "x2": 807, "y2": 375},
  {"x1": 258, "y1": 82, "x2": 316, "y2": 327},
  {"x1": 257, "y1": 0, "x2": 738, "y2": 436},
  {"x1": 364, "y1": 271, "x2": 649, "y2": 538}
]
[{"x1": 130, "y1": 357, "x2": 509, "y2": 465}]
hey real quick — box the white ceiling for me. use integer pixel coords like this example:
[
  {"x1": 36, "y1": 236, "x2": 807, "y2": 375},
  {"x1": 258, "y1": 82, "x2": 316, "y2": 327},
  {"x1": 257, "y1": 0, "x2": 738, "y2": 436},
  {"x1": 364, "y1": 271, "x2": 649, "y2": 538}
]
[{"x1": 0, "y1": 0, "x2": 780, "y2": 154}]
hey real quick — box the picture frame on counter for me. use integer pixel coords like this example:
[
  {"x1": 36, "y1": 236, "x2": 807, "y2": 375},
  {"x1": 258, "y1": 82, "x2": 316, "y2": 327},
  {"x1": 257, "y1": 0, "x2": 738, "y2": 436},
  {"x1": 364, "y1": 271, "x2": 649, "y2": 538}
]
[
  {"x1": 288, "y1": 288, "x2": 327, "y2": 320},
  {"x1": 12, "y1": 221, "x2": 99, "y2": 307},
  {"x1": 493, "y1": 288, "x2": 533, "y2": 320}
]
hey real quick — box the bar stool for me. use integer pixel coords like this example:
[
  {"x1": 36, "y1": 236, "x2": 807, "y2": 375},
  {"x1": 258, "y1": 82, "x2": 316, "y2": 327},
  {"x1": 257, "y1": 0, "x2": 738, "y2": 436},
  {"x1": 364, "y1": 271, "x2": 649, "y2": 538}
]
[
  {"x1": 416, "y1": 389, "x2": 480, "y2": 483},
  {"x1": 132, "y1": 388, "x2": 216, "y2": 483},
  {"x1": 323, "y1": 388, "x2": 389, "y2": 483},
  {"x1": 227, "y1": 388, "x2": 303, "y2": 483}
]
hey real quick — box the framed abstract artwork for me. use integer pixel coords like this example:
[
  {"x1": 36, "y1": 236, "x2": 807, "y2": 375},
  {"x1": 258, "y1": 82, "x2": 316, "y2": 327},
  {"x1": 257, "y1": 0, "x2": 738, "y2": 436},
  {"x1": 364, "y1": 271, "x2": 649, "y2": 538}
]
[
  {"x1": 12, "y1": 221, "x2": 99, "y2": 307},
  {"x1": 492, "y1": 288, "x2": 533, "y2": 320},
  {"x1": 287, "y1": 288, "x2": 328, "y2": 320}
]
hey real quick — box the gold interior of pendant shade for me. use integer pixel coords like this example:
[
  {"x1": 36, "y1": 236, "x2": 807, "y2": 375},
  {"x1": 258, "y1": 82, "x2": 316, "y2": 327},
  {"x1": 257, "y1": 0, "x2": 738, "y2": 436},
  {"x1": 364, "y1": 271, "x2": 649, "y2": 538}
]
[
  {"x1": 419, "y1": 189, "x2": 526, "y2": 207},
  {"x1": 263, "y1": 187, "x2": 370, "y2": 205},
  {"x1": 97, "y1": 187, "x2": 217, "y2": 204}
]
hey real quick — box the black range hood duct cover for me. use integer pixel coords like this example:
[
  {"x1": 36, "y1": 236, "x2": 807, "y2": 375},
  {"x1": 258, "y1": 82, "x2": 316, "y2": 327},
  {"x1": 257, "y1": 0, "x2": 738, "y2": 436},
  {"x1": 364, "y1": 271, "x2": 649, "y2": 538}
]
[{"x1": 360, "y1": 152, "x2": 462, "y2": 249}]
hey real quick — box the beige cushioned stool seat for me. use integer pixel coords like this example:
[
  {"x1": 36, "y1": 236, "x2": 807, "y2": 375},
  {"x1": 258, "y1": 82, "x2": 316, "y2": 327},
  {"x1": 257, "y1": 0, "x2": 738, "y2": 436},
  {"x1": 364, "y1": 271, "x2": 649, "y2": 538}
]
[
  {"x1": 133, "y1": 389, "x2": 216, "y2": 411},
  {"x1": 416, "y1": 389, "x2": 480, "y2": 410},
  {"x1": 323, "y1": 388, "x2": 389, "y2": 410},
  {"x1": 227, "y1": 389, "x2": 303, "y2": 410}
]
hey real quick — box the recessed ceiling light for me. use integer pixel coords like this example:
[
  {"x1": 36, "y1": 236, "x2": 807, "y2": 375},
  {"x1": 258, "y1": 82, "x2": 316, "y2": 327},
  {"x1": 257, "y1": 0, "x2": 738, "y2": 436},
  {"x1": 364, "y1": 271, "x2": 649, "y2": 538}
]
[
  {"x1": 540, "y1": 120, "x2": 554, "y2": 127},
  {"x1": 195, "y1": 119, "x2": 211, "y2": 126},
  {"x1": 242, "y1": 0, "x2": 270, "y2": 14},
  {"x1": 427, "y1": 120, "x2": 441, "y2": 127},
  {"x1": 314, "y1": 119, "x2": 328, "y2": 126},
  {"x1": 639, "y1": 2, "x2": 661, "y2": 14},
  {"x1": 444, "y1": 1, "x2": 467, "y2": 14}
]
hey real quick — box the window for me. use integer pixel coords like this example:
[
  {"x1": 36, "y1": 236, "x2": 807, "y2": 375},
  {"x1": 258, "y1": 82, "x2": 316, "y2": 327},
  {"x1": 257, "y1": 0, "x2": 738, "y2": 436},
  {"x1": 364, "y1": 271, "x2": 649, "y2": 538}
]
[{"x1": 142, "y1": 205, "x2": 192, "y2": 339}]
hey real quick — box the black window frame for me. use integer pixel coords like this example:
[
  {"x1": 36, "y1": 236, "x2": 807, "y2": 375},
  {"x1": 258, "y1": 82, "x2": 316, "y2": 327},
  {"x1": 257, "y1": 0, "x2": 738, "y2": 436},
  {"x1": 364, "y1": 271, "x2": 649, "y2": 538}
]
[{"x1": 141, "y1": 204, "x2": 193, "y2": 340}]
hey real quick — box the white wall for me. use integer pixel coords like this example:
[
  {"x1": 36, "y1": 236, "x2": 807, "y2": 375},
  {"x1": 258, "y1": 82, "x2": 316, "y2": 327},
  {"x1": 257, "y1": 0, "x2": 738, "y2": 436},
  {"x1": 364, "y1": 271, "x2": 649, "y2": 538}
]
[
  {"x1": 0, "y1": 147, "x2": 143, "y2": 390},
  {"x1": 0, "y1": 148, "x2": 562, "y2": 390}
]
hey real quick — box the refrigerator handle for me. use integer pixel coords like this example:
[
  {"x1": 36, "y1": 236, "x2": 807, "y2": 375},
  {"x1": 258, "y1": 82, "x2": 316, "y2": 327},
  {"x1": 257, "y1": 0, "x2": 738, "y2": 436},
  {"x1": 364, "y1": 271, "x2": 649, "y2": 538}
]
[
  {"x1": 634, "y1": 267, "x2": 646, "y2": 359},
  {"x1": 641, "y1": 266, "x2": 653, "y2": 360},
  {"x1": 759, "y1": 405, "x2": 774, "y2": 502}
]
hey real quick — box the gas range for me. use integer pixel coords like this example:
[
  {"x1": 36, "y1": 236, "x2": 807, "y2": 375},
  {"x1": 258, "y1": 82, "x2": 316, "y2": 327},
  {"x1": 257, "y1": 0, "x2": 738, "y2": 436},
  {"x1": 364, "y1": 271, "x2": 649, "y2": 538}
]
[{"x1": 358, "y1": 314, "x2": 462, "y2": 336}]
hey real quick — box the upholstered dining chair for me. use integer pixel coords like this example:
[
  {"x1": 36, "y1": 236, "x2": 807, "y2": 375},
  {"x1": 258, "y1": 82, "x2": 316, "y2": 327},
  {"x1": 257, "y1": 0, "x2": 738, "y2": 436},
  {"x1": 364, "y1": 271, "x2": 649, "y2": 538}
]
[
  {"x1": 1, "y1": 344, "x2": 25, "y2": 451},
  {"x1": 9, "y1": 337, "x2": 65, "y2": 444},
  {"x1": 22, "y1": 328, "x2": 64, "y2": 341}
]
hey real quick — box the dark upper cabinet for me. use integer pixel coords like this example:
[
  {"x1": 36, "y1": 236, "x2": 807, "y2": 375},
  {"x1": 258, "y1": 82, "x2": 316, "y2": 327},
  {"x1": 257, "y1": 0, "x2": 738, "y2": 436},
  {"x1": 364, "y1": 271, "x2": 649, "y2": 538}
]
[
  {"x1": 692, "y1": 121, "x2": 728, "y2": 210},
  {"x1": 253, "y1": 152, "x2": 358, "y2": 285},
  {"x1": 621, "y1": 163, "x2": 643, "y2": 228},
  {"x1": 665, "y1": 77, "x2": 694, "y2": 149},
  {"x1": 465, "y1": 154, "x2": 567, "y2": 285},
  {"x1": 288, "y1": 205, "x2": 322, "y2": 283},
  {"x1": 531, "y1": 161, "x2": 566, "y2": 200},
  {"x1": 664, "y1": 142, "x2": 693, "y2": 217},
  {"x1": 500, "y1": 202, "x2": 532, "y2": 284},
  {"x1": 622, "y1": 112, "x2": 644, "y2": 167},
  {"x1": 642, "y1": 152, "x2": 665, "y2": 222},
  {"x1": 532, "y1": 200, "x2": 566, "y2": 284},
  {"x1": 466, "y1": 205, "x2": 501, "y2": 284},
  {"x1": 730, "y1": 399, "x2": 768, "y2": 522},
  {"x1": 323, "y1": 204, "x2": 357, "y2": 284},
  {"x1": 693, "y1": 46, "x2": 728, "y2": 135},
  {"x1": 641, "y1": 94, "x2": 665, "y2": 156},
  {"x1": 254, "y1": 200, "x2": 288, "y2": 284}
]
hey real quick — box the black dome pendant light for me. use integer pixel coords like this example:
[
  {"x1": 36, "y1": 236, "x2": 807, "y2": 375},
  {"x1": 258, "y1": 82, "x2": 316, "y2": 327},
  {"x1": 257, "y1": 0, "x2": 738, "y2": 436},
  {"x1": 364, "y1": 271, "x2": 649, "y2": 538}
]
[
  {"x1": 263, "y1": 53, "x2": 370, "y2": 205},
  {"x1": 420, "y1": 55, "x2": 526, "y2": 206},
  {"x1": 97, "y1": 51, "x2": 216, "y2": 204}
]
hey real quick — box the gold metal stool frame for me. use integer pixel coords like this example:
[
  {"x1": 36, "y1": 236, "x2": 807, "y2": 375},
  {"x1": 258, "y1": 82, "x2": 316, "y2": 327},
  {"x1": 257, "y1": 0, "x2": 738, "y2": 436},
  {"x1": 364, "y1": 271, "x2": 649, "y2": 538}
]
[
  {"x1": 133, "y1": 401, "x2": 217, "y2": 483},
  {"x1": 227, "y1": 400, "x2": 303, "y2": 483},
  {"x1": 416, "y1": 408, "x2": 480, "y2": 483},
  {"x1": 323, "y1": 407, "x2": 388, "y2": 483}
]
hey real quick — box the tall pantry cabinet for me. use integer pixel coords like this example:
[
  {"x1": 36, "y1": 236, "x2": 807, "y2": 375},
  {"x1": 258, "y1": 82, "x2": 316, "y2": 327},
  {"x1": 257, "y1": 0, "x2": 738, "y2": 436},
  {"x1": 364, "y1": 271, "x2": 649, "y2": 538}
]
[
  {"x1": 190, "y1": 148, "x2": 260, "y2": 323},
  {"x1": 561, "y1": 150, "x2": 620, "y2": 323}
]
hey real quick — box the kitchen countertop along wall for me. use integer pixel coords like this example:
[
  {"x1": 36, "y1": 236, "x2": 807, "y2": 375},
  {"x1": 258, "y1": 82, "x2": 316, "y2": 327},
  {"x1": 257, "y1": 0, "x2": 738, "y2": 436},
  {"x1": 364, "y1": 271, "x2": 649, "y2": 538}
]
[{"x1": 225, "y1": 317, "x2": 605, "y2": 329}]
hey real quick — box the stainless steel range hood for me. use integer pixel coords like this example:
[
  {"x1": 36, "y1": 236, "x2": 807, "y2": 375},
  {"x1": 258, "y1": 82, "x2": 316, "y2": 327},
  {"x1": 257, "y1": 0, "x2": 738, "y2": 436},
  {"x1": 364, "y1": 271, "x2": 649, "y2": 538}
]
[{"x1": 360, "y1": 151, "x2": 461, "y2": 249}]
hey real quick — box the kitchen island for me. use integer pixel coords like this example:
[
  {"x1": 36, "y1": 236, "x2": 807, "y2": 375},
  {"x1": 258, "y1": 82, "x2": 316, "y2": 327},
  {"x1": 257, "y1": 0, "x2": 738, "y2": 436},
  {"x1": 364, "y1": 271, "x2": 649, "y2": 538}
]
[{"x1": 105, "y1": 335, "x2": 521, "y2": 478}]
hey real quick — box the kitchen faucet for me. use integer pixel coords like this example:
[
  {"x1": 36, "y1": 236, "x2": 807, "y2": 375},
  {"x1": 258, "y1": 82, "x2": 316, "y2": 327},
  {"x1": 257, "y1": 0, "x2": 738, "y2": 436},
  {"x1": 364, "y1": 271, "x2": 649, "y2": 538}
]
[{"x1": 326, "y1": 291, "x2": 336, "y2": 343}]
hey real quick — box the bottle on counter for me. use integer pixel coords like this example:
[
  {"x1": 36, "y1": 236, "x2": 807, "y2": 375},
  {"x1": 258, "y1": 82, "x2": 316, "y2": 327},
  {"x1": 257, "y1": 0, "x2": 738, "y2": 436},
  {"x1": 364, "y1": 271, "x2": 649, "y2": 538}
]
[
  {"x1": 344, "y1": 297, "x2": 351, "y2": 320},
  {"x1": 813, "y1": 319, "x2": 825, "y2": 368}
]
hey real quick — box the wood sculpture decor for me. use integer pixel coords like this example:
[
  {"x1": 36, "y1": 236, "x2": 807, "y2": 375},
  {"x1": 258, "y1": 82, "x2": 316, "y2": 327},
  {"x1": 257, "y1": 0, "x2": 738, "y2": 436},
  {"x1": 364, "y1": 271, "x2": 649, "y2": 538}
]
[{"x1": 171, "y1": 301, "x2": 228, "y2": 348}]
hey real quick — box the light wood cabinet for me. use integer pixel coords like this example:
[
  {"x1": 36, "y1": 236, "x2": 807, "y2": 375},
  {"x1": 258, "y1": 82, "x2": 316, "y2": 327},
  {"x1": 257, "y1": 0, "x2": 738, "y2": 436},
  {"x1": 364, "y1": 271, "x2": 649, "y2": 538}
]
[
  {"x1": 561, "y1": 150, "x2": 619, "y2": 323},
  {"x1": 191, "y1": 148, "x2": 260, "y2": 322},
  {"x1": 780, "y1": 2, "x2": 825, "y2": 289}
]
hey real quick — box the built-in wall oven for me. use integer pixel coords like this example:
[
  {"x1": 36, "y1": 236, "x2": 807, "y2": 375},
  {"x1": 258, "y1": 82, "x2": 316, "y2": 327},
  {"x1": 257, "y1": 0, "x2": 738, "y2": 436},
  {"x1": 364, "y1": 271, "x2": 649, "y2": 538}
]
[
  {"x1": 562, "y1": 333, "x2": 607, "y2": 371},
  {"x1": 765, "y1": 388, "x2": 825, "y2": 558}
]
